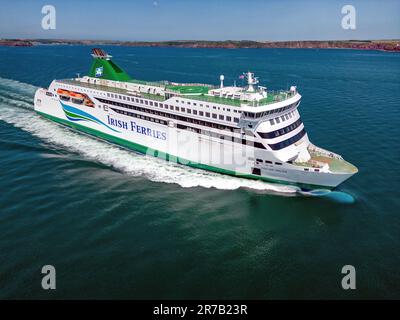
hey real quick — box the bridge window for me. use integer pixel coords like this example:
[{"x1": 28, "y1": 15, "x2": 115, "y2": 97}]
[
  {"x1": 258, "y1": 119, "x2": 303, "y2": 139},
  {"x1": 268, "y1": 129, "x2": 307, "y2": 150}
]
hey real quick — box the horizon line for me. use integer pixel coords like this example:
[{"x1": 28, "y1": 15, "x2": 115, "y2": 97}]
[{"x1": 1, "y1": 37, "x2": 400, "y2": 42}]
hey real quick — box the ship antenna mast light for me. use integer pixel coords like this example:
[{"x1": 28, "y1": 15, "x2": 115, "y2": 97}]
[{"x1": 245, "y1": 71, "x2": 259, "y2": 92}]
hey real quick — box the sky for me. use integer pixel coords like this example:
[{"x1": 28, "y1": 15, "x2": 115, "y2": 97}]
[{"x1": 0, "y1": 0, "x2": 399, "y2": 41}]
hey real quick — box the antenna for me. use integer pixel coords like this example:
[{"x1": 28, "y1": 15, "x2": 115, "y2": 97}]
[{"x1": 245, "y1": 71, "x2": 258, "y2": 92}]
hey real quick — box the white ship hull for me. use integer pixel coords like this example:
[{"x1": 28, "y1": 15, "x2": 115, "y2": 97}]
[{"x1": 34, "y1": 82, "x2": 356, "y2": 189}]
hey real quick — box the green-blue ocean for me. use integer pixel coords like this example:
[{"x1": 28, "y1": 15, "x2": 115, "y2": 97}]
[{"x1": 0, "y1": 46, "x2": 399, "y2": 299}]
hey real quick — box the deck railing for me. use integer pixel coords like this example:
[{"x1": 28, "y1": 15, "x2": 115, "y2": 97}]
[
  {"x1": 308, "y1": 144, "x2": 343, "y2": 160},
  {"x1": 185, "y1": 94, "x2": 242, "y2": 106},
  {"x1": 256, "y1": 90, "x2": 296, "y2": 106},
  {"x1": 63, "y1": 78, "x2": 296, "y2": 108}
]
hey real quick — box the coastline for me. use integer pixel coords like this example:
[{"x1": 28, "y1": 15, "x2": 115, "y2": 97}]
[{"x1": 1, "y1": 38, "x2": 399, "y2": 52}]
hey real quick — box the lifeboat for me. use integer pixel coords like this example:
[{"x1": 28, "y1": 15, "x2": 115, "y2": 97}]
[
  {"x1": 84, "y1": 99, "x2": 94, "y2": 107},
  {"x1": 70, "y1": 92, "x2": 85, "y2": 104},
  {"x1": 57, "y1": 88, "x2": 69, "y2": 95},
  {"x1": 69, "y1": 92, "x2": 85, "y2": 99},
  {"x1": 57, "y1": 88, "x2": 70, "y2": 101}
]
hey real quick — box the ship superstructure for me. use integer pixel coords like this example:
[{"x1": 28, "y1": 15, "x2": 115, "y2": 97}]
[{"x1": 34, "y1": 49, "x2": 357, "y2": 189}]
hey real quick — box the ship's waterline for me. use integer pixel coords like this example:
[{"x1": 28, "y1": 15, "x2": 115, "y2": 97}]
[{"x1": 34, "y1": 48, "x2": 357, "y2": 189}]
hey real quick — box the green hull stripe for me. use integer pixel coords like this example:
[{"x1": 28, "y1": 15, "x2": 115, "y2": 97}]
[
  {"x1": 63, "y1": 109, "x2": 93, "y2": 122},
  {"x1": 36, "y1": 111, "x2": 330, "y2": 190}
]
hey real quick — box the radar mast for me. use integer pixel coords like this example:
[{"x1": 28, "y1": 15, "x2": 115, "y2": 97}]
[{"x1": 244, "y1": 71, "x2": 259, "y2": 92}]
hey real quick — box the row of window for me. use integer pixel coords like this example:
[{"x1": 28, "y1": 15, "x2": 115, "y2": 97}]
[
  {"x1": 268, "y1": 128, "x2": 307, "y2": 150},
  {"x1": 106, "y1": 92, "x2": 242, "y2": 119},
  {"x1": 256, "y1": 159, "x2": 283, "y2": 165},
  {"x1": 304, "y1": 167, "x2": 320, "y2": 172},
  {"x1": 176, "y1": 99, "x2": 241, "y2": 113},
  {"x1": 97, "y1": 98, "x2": 243, "y2": 132},
  {"x1": 110, "y1": 108, "x2": 168, "y2": 125},
  {"x1": 256, "y1": 158, "x2": 320, "y2": 172},
  {"x1": 269, "y1": 109, "x2": 297, "y2": 126},
  {"x1": 243, "y1": 102, "x2": 299, "y2": 120},
  {"x1": 257, "y1": 118, "x2": 303, "y2": 139},
  {"x1": 57, "y1": 84, "x2": 105, "y2": 97},
  {"x1": 105, "y1": 94, "x2": 240, "y2": 123},
  {"x1": 110, "y1": 107, "x2": 266, "y2": 150}
]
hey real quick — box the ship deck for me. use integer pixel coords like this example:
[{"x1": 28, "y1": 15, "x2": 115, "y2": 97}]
[
  {"x1": 311, "y1": 155, "x2": 358, "y2": 174},
  {"x1": 58, "y1": 79, "x2": 295, "y2": 108},
  {"x1": 165, "y1": 84, "x2": 211, "y2": 95},
  {"x1": 258, "y1": 91, "x2": 296, "y2": 106},
  {"x1": 294, "y1": 151, "x2": 358, "y2": 174}
]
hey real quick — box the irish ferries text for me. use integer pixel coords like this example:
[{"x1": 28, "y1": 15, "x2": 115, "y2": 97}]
[{"x1": 107, "y1": 115, "x2": 167, "y2": 140}]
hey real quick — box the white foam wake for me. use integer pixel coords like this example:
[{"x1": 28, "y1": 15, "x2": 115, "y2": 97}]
[{"x1": 0, "y1": 77, "x2": 299, "y2": 194}]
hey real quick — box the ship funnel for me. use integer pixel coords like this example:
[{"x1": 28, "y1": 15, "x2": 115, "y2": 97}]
[
  {"x1": 91, "y1": 48, "x2": 112, "y2": 60},
  {"x1": 88, "y1": 48, "x2": 131, "y2": 82}
]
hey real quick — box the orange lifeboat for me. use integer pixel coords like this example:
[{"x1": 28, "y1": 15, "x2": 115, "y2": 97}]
[
  {"x1": 57, "y1": 88, "x2": 70, "y2": 101},
  {"x1": 70, "y1": 92, "x2": 85, "y2": 104},
  {"x1": 84, "y1": 99, "x2": 94, "y2": 107},
  {"x1": 57, "y1": 88, "x2": 70, "y2": 95},
  {"x1": 69, "y1": 92, "x2": 85, "y2": 99}
]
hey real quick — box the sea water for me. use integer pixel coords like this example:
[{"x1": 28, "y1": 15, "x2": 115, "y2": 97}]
[{"x1": 0, "y1": 46, "x2": 399, "y2": 298}]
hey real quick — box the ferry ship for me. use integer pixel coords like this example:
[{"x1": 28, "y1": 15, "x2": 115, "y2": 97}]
[{"x1": 34, "y1": 48, "x2": 357, "y2": 189}]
